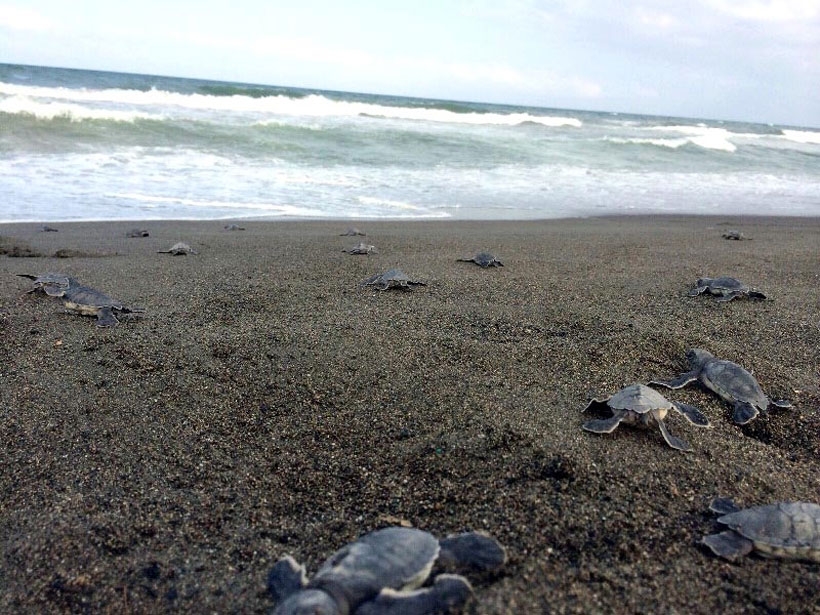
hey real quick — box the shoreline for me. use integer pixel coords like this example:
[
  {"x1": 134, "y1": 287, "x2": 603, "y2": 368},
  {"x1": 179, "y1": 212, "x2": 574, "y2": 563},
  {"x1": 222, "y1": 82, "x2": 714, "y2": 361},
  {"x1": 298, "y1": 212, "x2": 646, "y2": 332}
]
[
  {"x1": 2, "y1": 215, "x2": 819, "y2": 613},
  {"x1": 3, "y1": 211, "x2": 820, "y2": 226}
]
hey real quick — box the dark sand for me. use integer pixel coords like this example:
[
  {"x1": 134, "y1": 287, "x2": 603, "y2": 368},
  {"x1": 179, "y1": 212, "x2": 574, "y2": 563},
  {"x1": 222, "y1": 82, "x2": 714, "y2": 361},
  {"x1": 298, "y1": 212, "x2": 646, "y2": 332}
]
[{"x1": 1, "y1": 216, "x2": 819, "y2": 614}]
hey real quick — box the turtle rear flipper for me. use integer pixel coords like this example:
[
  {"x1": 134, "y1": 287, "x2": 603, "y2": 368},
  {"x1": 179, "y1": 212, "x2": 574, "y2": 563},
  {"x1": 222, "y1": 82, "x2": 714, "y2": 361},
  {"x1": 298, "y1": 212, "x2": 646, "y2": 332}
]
[
  {"x1": 771, "y1": 398, "x2": 792, "y2": 409},
  {"x1": 267, "y1": 556, "x2": 308, "y2": 603},
  {"x1": 437, "y1": 532, "x2": 507, "y2": 573},
  {"x1": 748, "y1": 290, "x2": 767, "y2": 300},
  {"x1": 656, "y1": 419, "x2": 692, "y2": 452},
  {"x1": 715, "y1": 292, "x2": 742, "y2": 302},
  {"x1": 709, "y1": 497, "x2": 741, "y2": 515},
  {"x1": 356, "y1": 574, "x2": 472, "y2": 615},
  {"x1": 732, "y1": 401, "x2": 759, "y2": 425},
  {"x1": 582, "y1": 414, "x2": 624, "y2": 434},
  {"x1": 650, "y1": 371, "x2": 699, "y2": 389},
  {"x1": 672, "y1": 402, "x2": 711, "y2": 427},
  {"x1": 701, "y1": 530, "x2": 754, "y2": 561}
]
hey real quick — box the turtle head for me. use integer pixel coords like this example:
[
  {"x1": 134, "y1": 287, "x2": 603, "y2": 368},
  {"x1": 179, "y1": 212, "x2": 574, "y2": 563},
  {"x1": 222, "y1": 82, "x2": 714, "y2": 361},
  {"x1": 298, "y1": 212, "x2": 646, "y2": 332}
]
[
  {"x1": 694, "y1": 277, "x2": 713, "y2": 287},
  {"x1": 273, "y1": 589, "x2": 342, "y2": 615},
  {"x1": 686, "y1": 348, "x2": 714, "y2": 369}
]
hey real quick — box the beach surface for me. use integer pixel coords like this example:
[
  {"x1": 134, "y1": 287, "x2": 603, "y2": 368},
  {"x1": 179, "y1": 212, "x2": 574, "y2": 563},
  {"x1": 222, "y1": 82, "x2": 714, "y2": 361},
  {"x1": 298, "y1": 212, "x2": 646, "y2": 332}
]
[{"x1": 1, "y1": 216, "x2": 819, "y2": 614}]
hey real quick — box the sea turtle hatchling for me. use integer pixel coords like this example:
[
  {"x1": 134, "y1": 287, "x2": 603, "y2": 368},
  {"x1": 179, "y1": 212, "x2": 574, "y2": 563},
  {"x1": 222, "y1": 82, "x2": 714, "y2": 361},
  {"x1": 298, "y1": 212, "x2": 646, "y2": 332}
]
[
  {"x1": 340, "y1": 227, "x2": 366, "y2": 236},
  {"x1": 18, "y1": 273, "x2": 143, "y2": 327},
  {"x1": 722, "y1": 230, "x2": 749, "y2": 240},
  {"x1": 343, "y1": 242, "x2": 377, "y2": 255},
  {"x1": 39, "y1": 225, "x2": 59, "y2": 232},
  {"x1": 158, "y1": 242, "x2": 198, "y2": 255},
  {"x1": 224, "y1": 224, "x2": 245, "y2": 231},
  {"x1": 362, "y1": 268, "x2": 425, "y2": 291},
  {"x1": 581, "y1": 383, "x2": 710, "y2": 451},
  {"x1": 688, "y1": 276, "x2": 766, "y2": 302},
  {"x1": 457, "y1": 252, "x2": 504, "y2": 268},
  {"x1": 702, "y1": 497, "x2": 820, "y2": 562},
  {"x1": 126, "y1": 228, "x2": 149, "y2": 238},
  {"x1": 267, "y1": 526, "x2": 506, "y2": 615},
  {"x1": 651, "y1": 348, "x2": 792, "y2": 425}
]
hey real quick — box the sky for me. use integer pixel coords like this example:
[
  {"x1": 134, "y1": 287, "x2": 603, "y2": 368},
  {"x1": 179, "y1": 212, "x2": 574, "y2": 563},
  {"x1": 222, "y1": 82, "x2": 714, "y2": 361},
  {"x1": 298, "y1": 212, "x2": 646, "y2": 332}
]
[{"x1": 0, "y1": 1, "x2": 818, "y2": 126}]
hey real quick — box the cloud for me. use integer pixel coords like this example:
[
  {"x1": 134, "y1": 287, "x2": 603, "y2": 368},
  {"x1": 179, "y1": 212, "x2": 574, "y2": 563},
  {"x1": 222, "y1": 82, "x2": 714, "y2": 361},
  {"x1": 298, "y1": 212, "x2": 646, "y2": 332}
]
[
  {"x1": 704, "y1": 0, "x2": 819, "y2": 21},
  {"x1": 0, "y1": 4, "x2": 54, "y2": 31}
]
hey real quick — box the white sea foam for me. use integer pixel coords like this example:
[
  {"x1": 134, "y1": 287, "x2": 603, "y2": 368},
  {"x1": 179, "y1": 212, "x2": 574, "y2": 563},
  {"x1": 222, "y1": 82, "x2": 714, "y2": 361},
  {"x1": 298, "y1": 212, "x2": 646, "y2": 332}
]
[
  {"x1": 0, "y1": 95, "x2": 161, "y2": 122},
  {"x1": 640, "y1": 125, "x2": 738, "y2": 152},
  {"x1": 107, "y1": 193, "x2": 328, "y2": 217},
  {"x1": 356, "y1": 196, "x2": 450, "y2": 217},
  {"x1": 782, "y1": 129, "x2": 820, "y2": 144},
  {"x1": 0, "y1": 82, "x2": 580, "y2": 127},
  {"x1": 605, "y1": 136, "x2": 691, "y2": 149}
]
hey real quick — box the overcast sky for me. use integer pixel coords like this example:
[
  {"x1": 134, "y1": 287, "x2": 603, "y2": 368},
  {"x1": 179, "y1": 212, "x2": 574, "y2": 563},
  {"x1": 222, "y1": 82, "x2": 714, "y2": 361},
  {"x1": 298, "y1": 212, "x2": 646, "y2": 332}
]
[{"x1": 1, "y1": 1, "x2": 817, "y2": 126}]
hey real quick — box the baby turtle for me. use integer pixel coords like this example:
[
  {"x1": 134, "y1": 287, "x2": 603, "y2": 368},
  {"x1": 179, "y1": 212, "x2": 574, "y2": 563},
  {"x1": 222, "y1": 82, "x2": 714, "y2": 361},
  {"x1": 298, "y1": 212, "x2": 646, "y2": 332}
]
[
  {"x1": 39, "y1": 225, "x2": 59, "y2": 232},
  {"x1": 268, "y1": 526, "x2": 506, "y2": 615},
  {"x1": 651, "y1": 348, "x2": 791, "y2": 425},
  {"x1": 457, "y1": 252, "x2": 504, "y2": 268},
  {"x1": 343, "y1": 242, "x2": 377, "y2": 255},
  {"x1": 17, "y1": 272, "x2": 77, "y2": 296},
  {"x1": 126, "y1": 228, "x2": 149, "y2": 238},
  {"x1": 582, "y1": 383, "x2": 710, "y2": 451},
  {"x1": 702, "y1": 497, "x2": 820, "y2": 562},
  {"x1": 19, "y1": 273, "x2": 142, "y2": 327},
  {"x1": 340, "y1": 227, "x2": 366, "y2": 236},
  {"x1": 689, "y1": 276, "x2": 766, "y2": 302},
  {"x1": 158, "y1": 242, "x2": 198, "y2": 255},
  {"x1": 59, "y1": 284, "x2": 143, "y2": 327},
  {"x1": 722, "y1": 230, "x2": 748, "y2": 240},
  {"x1": 224, "y1": 224, "x2": 245, "y2": 231},
  {"x1": 362, "y1": 268, "x2": 425, "y2": 291}
]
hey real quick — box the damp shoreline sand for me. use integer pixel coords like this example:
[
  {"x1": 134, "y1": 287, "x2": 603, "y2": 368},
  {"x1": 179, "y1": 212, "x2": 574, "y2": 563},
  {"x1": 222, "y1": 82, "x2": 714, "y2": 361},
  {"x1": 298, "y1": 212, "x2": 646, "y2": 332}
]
[{"x1": 1, "y1": 215, "x2": 819, "y2": 613}]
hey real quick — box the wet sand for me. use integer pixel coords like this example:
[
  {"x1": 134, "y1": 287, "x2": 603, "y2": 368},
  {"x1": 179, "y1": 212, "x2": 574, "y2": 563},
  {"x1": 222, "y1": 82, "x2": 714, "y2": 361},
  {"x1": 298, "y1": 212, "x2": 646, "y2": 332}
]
[{"x1": 1, "y1": 216, "x2": 819, "y2": 614}]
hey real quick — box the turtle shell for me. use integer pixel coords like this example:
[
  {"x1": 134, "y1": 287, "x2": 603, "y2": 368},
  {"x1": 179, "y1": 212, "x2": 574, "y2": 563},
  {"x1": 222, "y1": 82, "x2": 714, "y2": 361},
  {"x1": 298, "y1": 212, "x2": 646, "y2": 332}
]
[
  {"x1": 309, "y1": 528, "x2": 440, "y2": 607},
  {"x1": 699, "y1": 358, "x2": 768, "y2": 409},
  {"x1": 703, "y1": 277, "x2": 746, "y2": 291},
  {"x1": 717, "y1": 502, "x2": 820, "y2": 561},
  {"x1": 62, "y1": 285, "x2": 124, "y2": 313},
  {"x1": 473, "y1": 252, "x2": 502, "y2": 267},
  {"x1": 606, "y1": 384, "x2": 673, "y2": 414}
]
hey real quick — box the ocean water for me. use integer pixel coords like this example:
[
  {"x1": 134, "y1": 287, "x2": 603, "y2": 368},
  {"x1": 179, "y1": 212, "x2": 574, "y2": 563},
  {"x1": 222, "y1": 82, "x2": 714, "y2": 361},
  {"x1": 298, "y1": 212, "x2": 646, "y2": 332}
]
[{"x1": 1, "y1": 63, "x2": 819, "y2": 223}]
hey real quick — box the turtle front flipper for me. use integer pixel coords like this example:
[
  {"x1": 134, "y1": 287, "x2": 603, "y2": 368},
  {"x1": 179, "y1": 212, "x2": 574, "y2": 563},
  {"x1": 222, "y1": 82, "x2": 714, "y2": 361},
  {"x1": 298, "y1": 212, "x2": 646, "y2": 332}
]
[
  {"x1": 95, "y1": 307, "x2": 120, "y2": 328},
  {"x1": 267, "y1": 555, "x2": 308, "y2": 603},
  {"x1": 731, "y1": 401, "x2": 759, "y2": 425},
  {"x1": 672, "y1": 402, "x2": 711, "y2": 427},
  {"x1": 687, "y1": 285, "x2": 708, "y2": 297},
  {"x1": 649, "y1": 370, "x2": 699, "y2": 389},
  {"x1": 437, "y1": 532, "x2": 507, "y2": 573},
  {"x1": 582, "y1": 414, "x2": 624, "y2": 434},
  {"x1": 701, "y1": 530, "x2": 754, "y2": 561},
  {"x1": 656, "y1": 418, "x2": 692, "y2": 451},
  {"x1": 355, "y1": 574, "x2": 473, "y2": 615}
]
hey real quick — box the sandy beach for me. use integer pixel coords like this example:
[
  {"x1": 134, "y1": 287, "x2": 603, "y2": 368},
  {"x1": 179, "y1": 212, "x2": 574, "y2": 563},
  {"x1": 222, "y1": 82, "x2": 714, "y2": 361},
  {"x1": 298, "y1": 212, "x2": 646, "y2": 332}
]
[{"x1": 1, "y1": 215, "x2": 818, "y2": 614}]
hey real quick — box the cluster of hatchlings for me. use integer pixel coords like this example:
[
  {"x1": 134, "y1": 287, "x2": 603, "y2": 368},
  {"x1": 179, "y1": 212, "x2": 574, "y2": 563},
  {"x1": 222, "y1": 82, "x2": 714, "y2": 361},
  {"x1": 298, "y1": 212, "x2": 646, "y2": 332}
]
[{"x1": 12, "y1": 226, "x2": 818, "y2": 613}]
